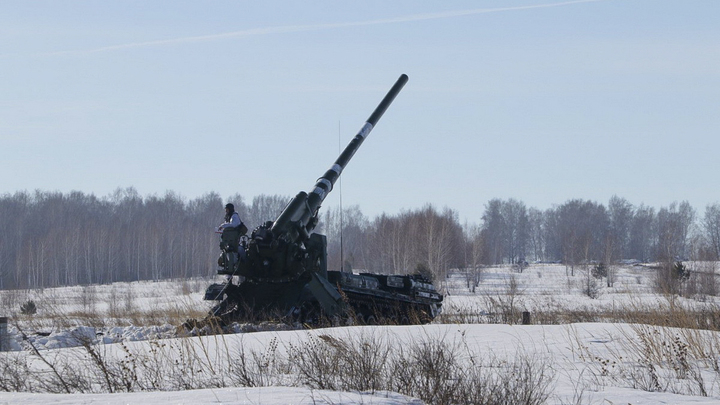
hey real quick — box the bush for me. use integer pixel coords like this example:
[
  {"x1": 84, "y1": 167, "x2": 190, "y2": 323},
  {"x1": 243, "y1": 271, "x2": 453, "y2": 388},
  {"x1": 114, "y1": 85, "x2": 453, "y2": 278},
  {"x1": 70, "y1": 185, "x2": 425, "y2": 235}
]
[
  {"x1": 583, "y1": 273, "x2": 601, "y2": 299},
  {"x1": 20, "y1": 300, "x2": 37, "y2": 316},
  {"x1": 592, "y1": 263, "x2": 607, "y2": 279},
  {"x1": 674, "y1": 261, "x2": 690, "y2": 281},
  {"x1": 655, "y1": 261, "x2": 691, "y2": 295}
]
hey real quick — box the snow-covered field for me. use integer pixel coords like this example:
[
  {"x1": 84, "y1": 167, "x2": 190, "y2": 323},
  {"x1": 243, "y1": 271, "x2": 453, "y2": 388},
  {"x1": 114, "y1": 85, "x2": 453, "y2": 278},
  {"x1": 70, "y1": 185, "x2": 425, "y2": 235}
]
[
  {"x1": 2, "y1": 263, "x2": 720, "y2": 404},
  {"x1": 442, "y1": 263, "x2": 720, "y2": 325},
  {"x1": 0, "y1": 386, "x2": 423, "y2": 405}
]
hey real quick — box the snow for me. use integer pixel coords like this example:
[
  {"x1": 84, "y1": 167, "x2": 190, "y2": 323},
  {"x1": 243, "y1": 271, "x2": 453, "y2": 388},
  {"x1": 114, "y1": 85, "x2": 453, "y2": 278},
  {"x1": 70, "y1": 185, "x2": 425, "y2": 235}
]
[
  {"x1": 0, "y1": 386, "x2": 422, "y2": 404},
  {"x1": 2, "y1": 263, "x2": 720, "y2": 404},
  {"x1": 3, "y1": 323, "x2": 720, "y2": 404}
]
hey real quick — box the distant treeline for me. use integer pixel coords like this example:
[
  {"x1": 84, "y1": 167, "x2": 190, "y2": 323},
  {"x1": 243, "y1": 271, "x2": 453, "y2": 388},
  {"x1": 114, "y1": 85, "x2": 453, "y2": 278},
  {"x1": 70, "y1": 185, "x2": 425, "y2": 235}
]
[
  {"x1": 324, "y1": 197, "x2": 720, "y2": 282},
  {"x1": 1, "y1": 188, "x2": 720, "y2": 290}
]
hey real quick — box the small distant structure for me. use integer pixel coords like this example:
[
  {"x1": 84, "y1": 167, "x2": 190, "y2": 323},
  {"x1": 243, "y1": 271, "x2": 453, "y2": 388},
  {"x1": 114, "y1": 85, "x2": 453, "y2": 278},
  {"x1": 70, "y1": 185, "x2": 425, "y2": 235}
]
[
  {"x1": 619, "y1": 259, "x2": 642, "y2": 266},
  {"x1": 0, "y1": 317, "x2": 8, "y2": 352}
]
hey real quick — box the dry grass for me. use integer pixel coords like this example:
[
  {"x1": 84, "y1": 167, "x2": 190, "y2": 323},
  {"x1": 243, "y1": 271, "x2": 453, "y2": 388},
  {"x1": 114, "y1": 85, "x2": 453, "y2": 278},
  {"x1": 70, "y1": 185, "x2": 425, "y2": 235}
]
[
  {"x1": 0, "y1": 326, "x2": 554, "y2": 405},
  {"x1": 439, "y1": 293, "x2": 720, "y2": 332},
  {"x1": 1, "y1": 278, "x2": 212, "y2": 333},
  {"x1": 569, "y1": 320, "x2": 720, "y2": 398}
]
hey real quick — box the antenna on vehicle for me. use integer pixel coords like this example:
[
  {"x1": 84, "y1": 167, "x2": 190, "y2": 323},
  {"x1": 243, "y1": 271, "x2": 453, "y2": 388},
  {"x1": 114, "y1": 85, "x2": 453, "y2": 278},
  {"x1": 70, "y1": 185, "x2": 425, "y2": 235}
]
[{"x1": 339, "y1": 120, "x2": 345, "y2": 273}]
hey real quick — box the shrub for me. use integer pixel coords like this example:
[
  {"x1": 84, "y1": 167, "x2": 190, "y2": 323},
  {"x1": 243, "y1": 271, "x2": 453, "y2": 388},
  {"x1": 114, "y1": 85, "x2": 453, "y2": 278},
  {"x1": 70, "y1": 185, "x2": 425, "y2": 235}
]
[
  {"x1": 20, "y1": 300, "x2": 37, "y2": 316},
  {"x1": 674, "y1": 261, "x2": 690, "y2": 281},
  {"x1": 592, "y1": 263, "x2": 607, "y2": 279},
  {"x1": 655, "y1": 261, "x2": 691, "y2": 295}
]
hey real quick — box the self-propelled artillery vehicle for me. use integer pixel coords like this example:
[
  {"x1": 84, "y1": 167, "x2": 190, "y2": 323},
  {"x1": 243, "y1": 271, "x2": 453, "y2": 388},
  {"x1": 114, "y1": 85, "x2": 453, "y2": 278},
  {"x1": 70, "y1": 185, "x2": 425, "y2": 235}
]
[{"x1": 203, "y1": 75, "x2": 442, "y2": 326}]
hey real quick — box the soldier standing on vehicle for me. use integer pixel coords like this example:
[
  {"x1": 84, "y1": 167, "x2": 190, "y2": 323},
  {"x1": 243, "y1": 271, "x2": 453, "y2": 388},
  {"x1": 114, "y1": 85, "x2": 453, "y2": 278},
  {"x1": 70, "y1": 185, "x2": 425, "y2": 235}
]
[
  {"x1": 218, "y1": 203, "x2": 243, "y2": 231},
  {"x1": 217, "y1": 203, "x2": 247, "y2": 274}
]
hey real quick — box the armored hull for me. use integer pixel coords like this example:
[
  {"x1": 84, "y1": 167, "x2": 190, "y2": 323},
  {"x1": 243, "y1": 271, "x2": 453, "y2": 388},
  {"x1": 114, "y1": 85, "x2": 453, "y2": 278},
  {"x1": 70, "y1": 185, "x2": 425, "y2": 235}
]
[{"x1": 205, "y1": 269, "x2": 443, "y2": 326}]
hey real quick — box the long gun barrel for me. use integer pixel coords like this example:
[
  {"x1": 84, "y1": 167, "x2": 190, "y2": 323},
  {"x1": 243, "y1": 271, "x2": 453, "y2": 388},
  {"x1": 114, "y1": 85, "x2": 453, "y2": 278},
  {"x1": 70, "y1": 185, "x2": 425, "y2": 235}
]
[{"x1": 272, "y1": 74, "x2": 409, "y2": 241}]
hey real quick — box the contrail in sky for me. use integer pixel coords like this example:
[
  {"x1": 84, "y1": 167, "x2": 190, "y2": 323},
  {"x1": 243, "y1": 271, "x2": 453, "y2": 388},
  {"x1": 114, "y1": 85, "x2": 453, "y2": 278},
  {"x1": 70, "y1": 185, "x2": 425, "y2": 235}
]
[{"x1": 44, "y1": 0, "x2": 607, "y2": 56}]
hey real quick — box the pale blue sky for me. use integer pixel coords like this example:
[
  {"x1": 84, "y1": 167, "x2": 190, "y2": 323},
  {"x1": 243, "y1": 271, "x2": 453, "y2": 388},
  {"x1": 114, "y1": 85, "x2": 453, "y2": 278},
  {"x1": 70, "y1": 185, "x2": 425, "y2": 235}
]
[{"x1": 2, "y1": 0, "x2": 719, "y2": 223}]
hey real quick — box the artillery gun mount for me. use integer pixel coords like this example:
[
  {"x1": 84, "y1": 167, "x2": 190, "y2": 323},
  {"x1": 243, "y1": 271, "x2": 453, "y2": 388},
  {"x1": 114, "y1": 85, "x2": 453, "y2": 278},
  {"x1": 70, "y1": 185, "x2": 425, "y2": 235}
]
[{"x1": 198, "y1": 75, "x2": 443, "y2": 329}]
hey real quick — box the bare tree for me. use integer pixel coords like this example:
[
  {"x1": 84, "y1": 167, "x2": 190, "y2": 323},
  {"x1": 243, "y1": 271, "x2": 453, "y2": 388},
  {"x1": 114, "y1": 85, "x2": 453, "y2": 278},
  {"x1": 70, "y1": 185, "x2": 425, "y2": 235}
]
[
  {"x1": 542, "y1": 208, "x2": 562, "y2": 263},
  {"x1": 463, "y1": 223, "x2": 484, "y2": 292},
  {"x1": 417, "y1": 205, "x2": 462, "y2": 282},
  {"x1": 628, "y1": 204, "x2": 656, "y2": 262},
  {"x1": 656, "y1": 201, "x2": 695, "y2": 261},
  {"x1": 323, "y1": 205, "x2": 368, "y2": 272},
  {"x1": 500, "y1": 199, "x2": 528, "y2": 265},
  {"x1": 527, "y1": 207, "x2": 545, "y2": 262},
  {"x1": 360, "y1": 205, "x2": 463, "y2": 284},
  {"x1": 246, "y1": 194, "x2": 289, "y2": 230},
  {"x1": 608, "y1": 195, "x2": 634, "y2": 262},
  {"x1": 554, "y1": 200, "x2": 608, "y2": 276},
  {"x1": 481, "y1": 199, "x2": 506, "y2": 265},
  {"x1": 703, "y1": 203, "x2": 720, "y2": 260}
]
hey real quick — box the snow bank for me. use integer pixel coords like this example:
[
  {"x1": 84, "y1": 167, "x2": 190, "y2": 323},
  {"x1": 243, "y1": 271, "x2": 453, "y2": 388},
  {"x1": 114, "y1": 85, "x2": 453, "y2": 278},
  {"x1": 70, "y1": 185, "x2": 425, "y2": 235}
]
[{"x1": 0, "y1": 386, "x2": 423, "y2": 405}]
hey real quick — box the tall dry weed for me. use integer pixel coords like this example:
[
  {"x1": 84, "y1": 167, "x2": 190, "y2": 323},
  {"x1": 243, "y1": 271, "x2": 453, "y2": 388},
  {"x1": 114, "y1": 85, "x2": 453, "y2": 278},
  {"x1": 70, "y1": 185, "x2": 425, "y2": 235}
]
[{"x1": 570, "y1": 322, "x2": 720, "y2": 398}]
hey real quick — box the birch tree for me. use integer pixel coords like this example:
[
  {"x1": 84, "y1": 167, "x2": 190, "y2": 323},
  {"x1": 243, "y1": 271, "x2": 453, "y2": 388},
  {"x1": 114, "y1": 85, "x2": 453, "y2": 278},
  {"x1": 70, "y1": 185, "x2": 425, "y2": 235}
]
[{"x1": 704, "y1": 203, "x2": 720, "y2": 260}]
